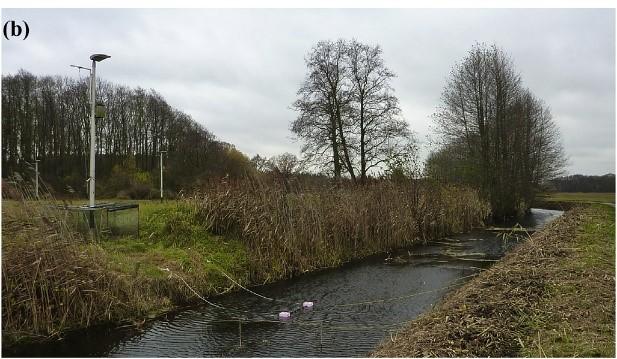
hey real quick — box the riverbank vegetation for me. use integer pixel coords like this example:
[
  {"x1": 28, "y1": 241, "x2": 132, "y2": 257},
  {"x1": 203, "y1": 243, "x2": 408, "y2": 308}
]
[
  {"x1": 194, "y1": 178, "x2": 488, "y2": 282},
  {"x1": 1, "y1": 197, "x2": 249, "y2": 346},
  {"x1": 372, "y1": 204, "x2": 615, "y2": 357},
  {"x1": 2, "y1": 178, "x2": 489, "y2": 345}
]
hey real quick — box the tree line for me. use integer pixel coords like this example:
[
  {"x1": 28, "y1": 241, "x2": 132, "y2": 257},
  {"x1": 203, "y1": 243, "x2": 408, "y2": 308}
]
[
  {"x1": 2, "y1": 70, "x2": 252, "y2": 197},
  {"x1": 426, "y1": 43, "x2": 566, "y2": 218},
  {"x1": 549, "y1": 174, "x2": 615, "y2": 193}
]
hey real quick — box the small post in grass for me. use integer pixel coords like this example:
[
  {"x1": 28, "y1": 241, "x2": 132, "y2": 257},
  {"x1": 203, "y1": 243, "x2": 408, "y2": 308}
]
[
  {"x1": 34, "y1": 159, "x2": 40, "y2": 200},
  {"x1": 160, "y1": 150, "x2": 167, "y2": 203}
]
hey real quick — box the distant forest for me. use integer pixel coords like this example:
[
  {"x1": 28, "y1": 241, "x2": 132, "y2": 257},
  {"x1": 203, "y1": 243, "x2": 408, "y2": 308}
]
[
  {"x1": 548, "y1": 174, "x2": 615, "y2": 193},
  {"x1": 2, "y1": 70, "x2": 253, "y2": 198}
]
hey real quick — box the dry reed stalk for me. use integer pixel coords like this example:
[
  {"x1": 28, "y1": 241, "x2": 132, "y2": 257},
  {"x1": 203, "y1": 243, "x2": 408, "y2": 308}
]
[
  {"x1": 193, "y1": 178, "x2": 490, "y2": 283},
  {"x1": 1, "y1": 176, "x2": 166, "y2": 345}
]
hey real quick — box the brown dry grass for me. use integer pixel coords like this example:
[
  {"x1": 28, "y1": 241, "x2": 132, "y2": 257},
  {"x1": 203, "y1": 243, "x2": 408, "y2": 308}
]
[
  {"x1": 2, "y1": 188, "x2": 135, "y2": 344},
  {"x1": 372, "y1": 205, "x2": 615, "y2": 357},
  {"x1": 194, "y1": 179, "x2": 490, "y2": 283},
  {"x1": 2, "y1": 182, "x2": 191, "y2": 345}
]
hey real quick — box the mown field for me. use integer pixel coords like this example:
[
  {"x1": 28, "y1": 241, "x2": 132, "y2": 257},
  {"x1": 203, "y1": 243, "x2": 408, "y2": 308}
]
[{"x1": 538, "y1": 192, "x2": 615, "y2": 204}]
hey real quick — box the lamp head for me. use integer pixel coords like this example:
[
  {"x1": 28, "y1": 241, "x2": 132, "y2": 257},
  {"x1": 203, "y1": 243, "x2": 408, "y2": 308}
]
[{"x1": 90, "y1": 54, "x2": 111, "y2": 62}]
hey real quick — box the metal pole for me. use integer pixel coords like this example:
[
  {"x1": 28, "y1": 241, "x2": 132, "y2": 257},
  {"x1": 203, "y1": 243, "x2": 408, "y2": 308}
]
[
  {"x1": 34, "y1": 159, "x2": 39, "y2": 199},
  {"x1": 88, "y1": 60, "x2": 97, "y2": 236},
  {"x1": 89, "y1": 60, "x2": 97, "y2": 208},
  {"x1": 160, "y1": 152, "x2": 164, "y2": 202},
  {"x1": 73, "y1": 54, "x2": 108, "y2": 238}
]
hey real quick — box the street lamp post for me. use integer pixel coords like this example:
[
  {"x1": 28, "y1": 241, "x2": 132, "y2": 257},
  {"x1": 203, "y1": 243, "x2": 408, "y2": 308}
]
[
  {"x1": 160, "y1": 151, "x2": 167, "y2": 202},
  {"x1": 88, "y1": 54, "x2": 110, "y2": 209},
  {"x1": 72, "y1": 54, "x2": 110, "y2": 235}
]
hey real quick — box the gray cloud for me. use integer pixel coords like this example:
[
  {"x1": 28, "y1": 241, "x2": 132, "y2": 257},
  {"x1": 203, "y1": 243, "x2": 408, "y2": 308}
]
[{"x1": 3, "y1": 8, "x2": 614, "y2": 175}]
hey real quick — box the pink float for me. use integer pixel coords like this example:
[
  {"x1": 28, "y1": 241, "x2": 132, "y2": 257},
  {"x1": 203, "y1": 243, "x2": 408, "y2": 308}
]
[
  {"x1": 278, "y1": 311, "x2": 291, "y2": 320},
  {"x1": 302, "y1": 301, "x2": 314, "y2": 309}
]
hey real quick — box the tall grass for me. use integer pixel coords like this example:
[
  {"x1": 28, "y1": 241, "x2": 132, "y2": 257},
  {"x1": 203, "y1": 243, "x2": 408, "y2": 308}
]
[
  {"x1": 193, "y1": 178, "x2": 490, "y2": 282},
  {"x1": 1, "y1": 179, "x2": 170, "y2": 344},
  {"x1": 2, "y1": 176, "x2": 253, "y2": 345}
]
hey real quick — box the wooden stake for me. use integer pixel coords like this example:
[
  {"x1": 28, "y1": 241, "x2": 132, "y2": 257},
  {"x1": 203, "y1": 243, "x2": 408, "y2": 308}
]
[
  {"x1": 238, "y1": 319, "x2": 242, "y2": 348},
  {"x1": 319, "y1": 321, "x2": 323, "y2": 352}
]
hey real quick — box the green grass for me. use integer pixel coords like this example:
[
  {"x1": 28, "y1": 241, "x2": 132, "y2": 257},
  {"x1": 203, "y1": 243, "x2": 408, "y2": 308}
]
[
  {"x1": 3, "y1": 198, "x2": 250, "y2": 281},
  {"x1": 521, "y1": 204, "x2": 615, "y2": 357},
  {"x1": 2, "y1": 198, "x2": 252, "y2": 344},
  {"x1": 97, "y1": 200, "x2": 250, "y2": 293},
  {"x1": 3, "y1": 198, "x2": 252, "y2": 299},
  {"x1": 538, "y1": 192, "x2": 615, "y2": 204}
]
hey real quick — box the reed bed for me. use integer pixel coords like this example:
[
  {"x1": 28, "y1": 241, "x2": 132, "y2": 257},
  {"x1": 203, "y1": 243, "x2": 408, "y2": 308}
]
[
  {"x1": 193, "y1": 179, "x2": 490, "y2": 282},
  {"x1": 1, "y1": 179, "x2": 170, "y2": 345}
]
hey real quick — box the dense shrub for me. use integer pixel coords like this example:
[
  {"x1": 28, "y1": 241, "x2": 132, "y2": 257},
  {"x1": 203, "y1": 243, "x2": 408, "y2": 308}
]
[{"x1": 127, "y1": 183, "x2": 152, "y2": 199}]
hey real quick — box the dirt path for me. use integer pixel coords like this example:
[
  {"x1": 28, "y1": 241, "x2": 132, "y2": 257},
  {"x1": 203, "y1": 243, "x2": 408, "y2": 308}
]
[{"x1": 372, "y1": 205, "x2": 615, "y2": 357}]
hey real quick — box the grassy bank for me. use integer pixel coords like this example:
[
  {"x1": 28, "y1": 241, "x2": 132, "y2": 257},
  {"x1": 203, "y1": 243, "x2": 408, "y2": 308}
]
[
  {"x1": 1, "y1": 199, "x2": 249, "y2": 346},
  {"x1": 520, "y1": 204, "x2": 615, "y2": 357},
  {"x1": 2, "y1": 180, "x2": 489, "y2": 346},
  {"x1": 372, "y1": 204, "x2": 615, "y2": 357},
  {"x1": 102, "y1": 200, "x2": 249, "y2": 297}
]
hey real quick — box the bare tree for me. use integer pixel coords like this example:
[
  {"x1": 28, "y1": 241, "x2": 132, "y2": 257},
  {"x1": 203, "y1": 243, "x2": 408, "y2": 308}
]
[
  {"x1": 250, "y1": 154, "x2": 270, "y2": 172},
  {"x1": 1, "y1": 70, "x2": 255, "y2": 195},
  {"x1": 292, "y1": 39, "x2": 414, "y2": 183},
  {"x1": 268, "y1": 152, "x2": 304, "y2": 177},
  {"x1": 292, "y1": 40, "x2": 350, "y2": 179},
  {"x1": 347, "y1": 40, "x2": 410, "y2": 183},
  {"x1": 432, "y1": 43, "x2": 566, "y2": 217}
]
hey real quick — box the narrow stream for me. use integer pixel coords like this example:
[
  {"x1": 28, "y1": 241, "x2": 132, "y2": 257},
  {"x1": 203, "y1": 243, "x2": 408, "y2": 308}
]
[{"x1": 6, "y1": 209, "x2": 563, "y2": 357}]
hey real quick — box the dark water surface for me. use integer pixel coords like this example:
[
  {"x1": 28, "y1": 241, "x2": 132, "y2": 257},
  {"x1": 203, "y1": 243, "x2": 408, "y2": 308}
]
[{"x1": 5, "y1": 209, "x2": 562, "y2": 357}]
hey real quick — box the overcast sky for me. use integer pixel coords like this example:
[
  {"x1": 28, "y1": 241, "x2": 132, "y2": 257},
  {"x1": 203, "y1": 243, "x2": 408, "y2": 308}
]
[{"x1": 2, "y1": 8, "x2": 615, "y2": 175}]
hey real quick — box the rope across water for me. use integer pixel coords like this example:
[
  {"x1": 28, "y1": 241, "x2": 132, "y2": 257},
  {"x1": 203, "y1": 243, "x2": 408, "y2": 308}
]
[{"x1": 159, "y1": 260, "x2": 483, "y2": 329}]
